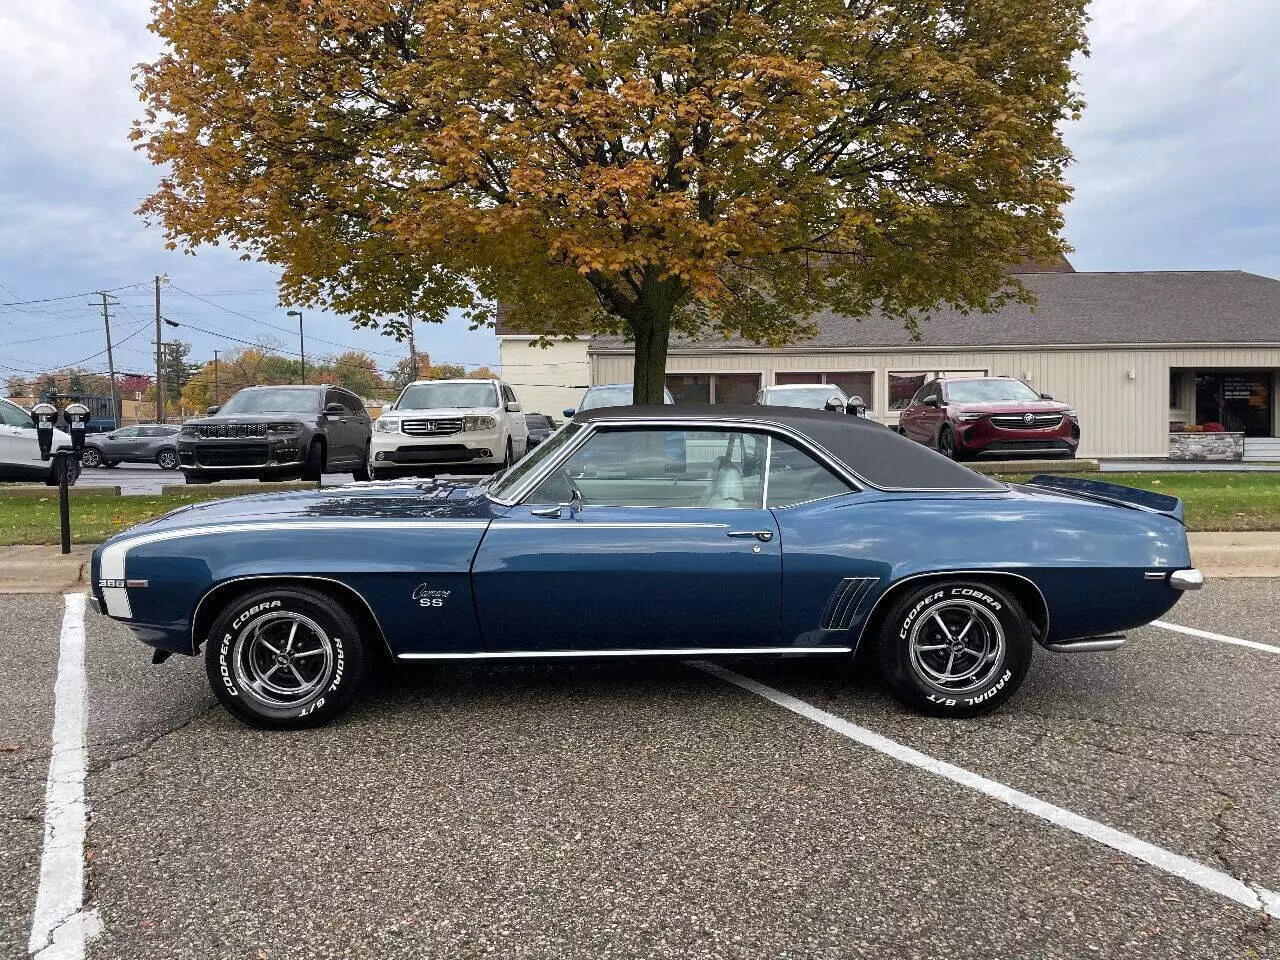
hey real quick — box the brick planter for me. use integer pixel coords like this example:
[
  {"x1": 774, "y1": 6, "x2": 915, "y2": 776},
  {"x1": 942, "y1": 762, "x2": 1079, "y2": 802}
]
[{"x1": 1168, "y1": 431, "x2": 1244, "y2": 461}]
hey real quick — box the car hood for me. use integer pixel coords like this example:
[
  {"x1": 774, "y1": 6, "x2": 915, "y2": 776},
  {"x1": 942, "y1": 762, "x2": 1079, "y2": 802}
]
[
  {"x1": 116, "y1": 481, "x2": 498, "y2": 537},
  {"x1": 950, "y1": 400, "x2": 1072, "y2": 414},
  {"x1": 183, "y1": 412, "x2": 317, "y2": 426},
  {"x1": 384, "y1": 406, "x2": 500, "y2": 418}
]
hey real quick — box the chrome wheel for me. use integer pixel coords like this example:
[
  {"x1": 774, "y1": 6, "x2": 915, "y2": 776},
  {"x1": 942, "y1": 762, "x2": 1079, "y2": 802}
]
[
  {"x1": 231, "y1": 610, "x2": 335, "y2": 709},
  {"x1": 908, "y1": 600, "x2": 1005, "y2": 693}
]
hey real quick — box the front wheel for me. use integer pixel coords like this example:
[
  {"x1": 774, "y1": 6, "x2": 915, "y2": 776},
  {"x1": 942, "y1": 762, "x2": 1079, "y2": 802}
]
[
  {"x1": 81, "y1": 447, "x2": 102, "y2": 468},
  {"x1": 156, "y1": 449, "x2": 180, "y2": 471},
  {"x1": 352, "y1": 443, "x2": 372, "y2": 482},
  {"x1": 877, "y1": 580, "x2": 1033, "y2": 717},
  {"x1": 204, "y1": 586, "x2": 368, "y2": 729},
  {"x1": 937, "y1": 426, "x2": 959, "y2": 460},
  {"x1": 301, "y1": 440, "x2": 324, "y2": 482}
]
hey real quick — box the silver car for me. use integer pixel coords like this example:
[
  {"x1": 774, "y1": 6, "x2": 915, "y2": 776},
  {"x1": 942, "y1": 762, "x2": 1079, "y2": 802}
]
[{"x1": 81, "y1": 424, "x2": 182, "y2": 470}]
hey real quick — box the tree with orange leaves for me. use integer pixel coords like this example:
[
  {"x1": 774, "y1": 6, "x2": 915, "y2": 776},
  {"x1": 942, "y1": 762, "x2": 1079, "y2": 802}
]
[{"x1": 135, "y1": 0, "x2": 1087, "y2": 402}]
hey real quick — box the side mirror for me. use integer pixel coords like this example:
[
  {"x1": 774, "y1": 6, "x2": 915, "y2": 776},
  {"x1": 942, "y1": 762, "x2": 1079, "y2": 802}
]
[
  {"x1": 206, "y1": 405, "x2": 221, "y2": 415},
  {"x1": 823, "y1": 396, "x2": 845, "y2": 412},
  {"x1": 1039, "y1": 392, "x2": 1054, "y2": 400},
  {"x1": 922, "y1": 396, "x2": 939, "y2": 407},
  {"x1": 324, "y1": 402, "x2": 346, "y2": 416},
  {"x1": 32, "y1": 402, "x2": 57, "y2": 460},
  {"x1": 562, "y1": 407, "x2": 576, "y2": 418},
  {"x1": 506, "y1": 401, "x2": 522, "y2": 413}
]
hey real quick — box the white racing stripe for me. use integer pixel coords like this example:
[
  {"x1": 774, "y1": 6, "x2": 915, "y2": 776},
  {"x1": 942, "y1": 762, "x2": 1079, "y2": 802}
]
[
  {"x1": 1150, "y1": 619, "x2": 1280, "y2": 655},
  {"x1": 694, "y1": 661, "x2": 1280, "y2": 919},
  {"x1": 28, "y1": 593, "x2": 100, "y2": 958}
]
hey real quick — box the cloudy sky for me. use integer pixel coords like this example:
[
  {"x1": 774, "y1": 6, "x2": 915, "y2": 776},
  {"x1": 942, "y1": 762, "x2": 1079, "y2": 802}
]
[{"x1": 2, "y1": 0, "x2": 1277, "y2": 389}]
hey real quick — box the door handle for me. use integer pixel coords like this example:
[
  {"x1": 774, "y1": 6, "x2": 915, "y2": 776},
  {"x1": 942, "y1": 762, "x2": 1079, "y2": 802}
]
[{"x1": 727, "y1": 530, "x2": 773, "y2": 542}]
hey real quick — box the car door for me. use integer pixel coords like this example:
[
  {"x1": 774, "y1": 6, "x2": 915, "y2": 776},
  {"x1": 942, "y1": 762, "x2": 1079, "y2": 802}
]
[
  {"x1": 322, "y1": 390, "x2": 357, "y2": 464},
  {"x1": 501, "y1": 384, "x2": 529, "y2": 455},
  {"x1": 900, "y1": 382, "x2": 935, "y2": 443},
  {"x1": 103, "y1": 427, "x2": 141, "y2": 462},
  {"x1": 341, "y1": 390, "x2": 371, "y2": 460},
  {"x1": 0, "y1": 399, "x2": 32, "y2": 475},
  {"x1": 472, "y1": 425, "x2": 783, "y2": 651}
]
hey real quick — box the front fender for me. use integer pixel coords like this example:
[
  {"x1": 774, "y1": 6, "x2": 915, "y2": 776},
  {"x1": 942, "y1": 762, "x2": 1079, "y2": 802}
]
[{"x1": 94, "y1": 520, "x2": 490, "y2": 656}]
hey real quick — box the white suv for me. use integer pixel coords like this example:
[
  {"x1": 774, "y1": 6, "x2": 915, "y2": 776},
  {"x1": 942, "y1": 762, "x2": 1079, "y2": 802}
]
[
  {"x1": 0, "y1": 396, "x2": 80, "y2": 484},
  {"x1": 369, "y1": 379, "x2": 529, "y2": 479}
]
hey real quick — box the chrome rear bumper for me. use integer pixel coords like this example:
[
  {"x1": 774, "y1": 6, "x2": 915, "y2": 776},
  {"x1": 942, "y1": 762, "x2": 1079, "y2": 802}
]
[{"x1": 1170, "y1": 569, "x2": 1205, "y2": 591}]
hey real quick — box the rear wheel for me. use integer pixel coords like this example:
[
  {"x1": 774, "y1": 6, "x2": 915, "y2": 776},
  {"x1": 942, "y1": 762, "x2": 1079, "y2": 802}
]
[
  {"x1": 204, "y1": 586, "x2": 368, "y2": 729},
  {"x1": 877, "y1": 579, "x2": 1033, "y2": 717},
  {"x1": 156, "y1": 449, "x2": 180, "y2": 471}
]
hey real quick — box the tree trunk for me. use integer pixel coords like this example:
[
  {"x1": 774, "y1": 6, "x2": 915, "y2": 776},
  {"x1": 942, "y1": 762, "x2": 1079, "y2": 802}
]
[{"x1": 630, "y1": 308, "x2": 672, "y2": 405}]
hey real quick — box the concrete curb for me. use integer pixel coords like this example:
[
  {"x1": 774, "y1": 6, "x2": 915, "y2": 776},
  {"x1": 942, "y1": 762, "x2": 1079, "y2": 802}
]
[
  {"x1": 0, "y1": 485, "x2": 121, "y2": 497},
  {"x1": 973, "y1": 459, "x2": 1100, "y2": 475},
  {"x1": 0, "y1": 546, "x2": 94, "y2": 593},
  {"x1": 160, "y1": 481, "x2": 318, "y2": 496}
]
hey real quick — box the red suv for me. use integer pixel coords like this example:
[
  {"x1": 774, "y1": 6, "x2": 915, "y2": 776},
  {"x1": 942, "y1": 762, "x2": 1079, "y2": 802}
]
[{"x1": 898, "y1": 376, "x2": 1079, "y2": 460}]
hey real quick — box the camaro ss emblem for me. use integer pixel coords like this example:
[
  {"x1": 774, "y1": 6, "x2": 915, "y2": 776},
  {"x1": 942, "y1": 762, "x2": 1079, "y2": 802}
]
[
  {"x1": 1023, "y1": 413, "x2": 1035, "y2": 424},
  {"x1": 412, "y1": 584, "x2": 451, "y2": 608}
]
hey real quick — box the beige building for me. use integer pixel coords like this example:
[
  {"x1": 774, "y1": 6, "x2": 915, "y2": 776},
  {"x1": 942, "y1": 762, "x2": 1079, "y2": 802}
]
[
  {"x1": 501, "y1": 266, "x2": 1280, "y2": 459},
  {"x1": 496, "y1": 335, "x2": 592, "y2": 418}
]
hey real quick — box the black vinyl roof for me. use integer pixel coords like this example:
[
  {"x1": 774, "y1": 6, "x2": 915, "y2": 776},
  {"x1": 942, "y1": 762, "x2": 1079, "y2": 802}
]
[{"x1": 576, "y1": 405, "x2": 1003, "y2": 491}]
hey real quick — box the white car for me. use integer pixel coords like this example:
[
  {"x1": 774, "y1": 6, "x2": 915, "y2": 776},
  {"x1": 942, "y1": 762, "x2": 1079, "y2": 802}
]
[
  {"x1": 0, "y1": 396, "x2": 81, "y2": 485},
  {"x1": 369, "y1": 379, "x2": 529, "y2": 479},
  {"x1": 757, "y1": 383, "x2": 871, "y2": 418}
]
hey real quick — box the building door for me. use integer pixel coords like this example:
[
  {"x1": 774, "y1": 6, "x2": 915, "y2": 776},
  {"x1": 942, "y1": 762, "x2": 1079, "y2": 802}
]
[{"x1": 1195, "y1": 373, "x2": 1273, "y2": 436}]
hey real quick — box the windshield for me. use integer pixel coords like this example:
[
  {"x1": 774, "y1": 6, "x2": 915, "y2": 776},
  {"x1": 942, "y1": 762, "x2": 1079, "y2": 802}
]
[
  {"x1": 218, "y1": 388, "x2": 319, "y2": 415},
  {"x1": 580, "y1": 385, "x2": 674, "y2": 410},
  {"x1": 398, "y1": 382, "x2": 499, "y2": 410},
  {"x1": 489, "y1": 422, "x2": 583, "y2": 500},
  {"x1": 764, "y1": 386, "x2": 844, "y2": 409},
  {"x1": 946, "y1": 379, "x2": 1042, "y2": 403}
]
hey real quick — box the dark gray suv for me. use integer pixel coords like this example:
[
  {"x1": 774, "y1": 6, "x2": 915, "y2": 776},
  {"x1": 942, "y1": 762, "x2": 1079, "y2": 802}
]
[
  {"x1": 178, "y1": 385, "x2": 372, "y2": 484},
  {"x1": 81, "y1": 424, "x2": 182, "y2": 470}
]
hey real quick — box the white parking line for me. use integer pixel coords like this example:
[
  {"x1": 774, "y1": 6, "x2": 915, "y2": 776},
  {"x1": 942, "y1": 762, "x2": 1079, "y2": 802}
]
[
  {"x1": 694, "y1": 661, "x2": 1280, "y2": 920},
  {"x1": 1150, "y1": 619, "x2": 1280, "y2": 655},
  {"x1": 27, "y1": 593, "x2": 99, "y2": 959}
]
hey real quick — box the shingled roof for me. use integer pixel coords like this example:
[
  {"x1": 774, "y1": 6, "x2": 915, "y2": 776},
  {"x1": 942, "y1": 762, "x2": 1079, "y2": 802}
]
[{"x1": 588, "y1": 271, "x2": 1280, "y2": 353}]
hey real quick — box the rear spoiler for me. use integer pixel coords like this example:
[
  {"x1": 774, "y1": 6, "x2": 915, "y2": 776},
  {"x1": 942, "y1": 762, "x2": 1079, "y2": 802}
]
[{"x1": 1023, "y1": 474, "x2": 1184, "y2": 523}]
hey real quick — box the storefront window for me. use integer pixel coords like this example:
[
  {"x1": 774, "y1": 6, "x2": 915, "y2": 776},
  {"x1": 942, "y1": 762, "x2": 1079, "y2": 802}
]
[
  {"x1": 825, "y1": 373, "x2": 874, "y2": 408},
  {"x1": 665, "y1": 375, "x2": 711, "y2": 405},
  {"x1": 713, "y1": 374, "x2": 761, "y2": 405},
  {"x1": 888, "y1": 372, "x2": 928, "y2": 410}
]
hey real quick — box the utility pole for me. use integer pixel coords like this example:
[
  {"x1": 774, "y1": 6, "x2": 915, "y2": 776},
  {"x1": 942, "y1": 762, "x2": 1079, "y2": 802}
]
[
  {"x1": 407, "y1": 312, "x2": 419, "y2": 378},
  {"x1": 99, "y1": 292, "x2": 119, "y2": 427},
  {"x1": 212, "y1": 349, "x2": 220, "y2": 407},
  {"x1": 154, "y1": 275, "x2": 164, "y2": 423},
  {"x1": 287, "y1": 310, "x2": 305, "y2": 383}
]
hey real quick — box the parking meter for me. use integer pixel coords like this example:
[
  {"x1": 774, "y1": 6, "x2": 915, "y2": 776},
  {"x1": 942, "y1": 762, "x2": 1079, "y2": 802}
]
[
  {"x1": 32, "y1": 402, "x2": 57, "y2": 461},
  {"x1": 64, "y1": 402, "x2": 89, "y2": 453},
  {"x1": 846, "y1": 395, "x2": 868, "y2": 418},
  {"x1": 823, "y1": 396, "x2": 844, "y2": 413}
]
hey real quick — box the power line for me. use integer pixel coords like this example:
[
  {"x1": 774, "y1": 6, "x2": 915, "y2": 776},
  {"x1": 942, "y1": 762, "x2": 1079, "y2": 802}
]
[{"x1": 0, "y1": 281, "x2": 149, "y2": 308}]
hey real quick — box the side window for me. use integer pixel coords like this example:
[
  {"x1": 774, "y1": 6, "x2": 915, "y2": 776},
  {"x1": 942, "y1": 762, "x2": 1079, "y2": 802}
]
[
  {"x1": 529, "y1": 428, "x2": 766, "y2": 509},
  {"x1": 0, "y1": 401, "x2": 33, "y2": 428},
  {"x1": 340, "y1": 391, "x2": 363, "y2": 415},
  {"x1": 502, "y1": 384, "x2": 517, "y2": 405},
  {"x1": 766, "y1": 436, "x2": 856, "y2": 508},
  {"x1": 114, "y1": 427, "x2": 139, "y2": 439},
  {"x1": 324, "y1": 390, "x2": 345, "y2": 412}
]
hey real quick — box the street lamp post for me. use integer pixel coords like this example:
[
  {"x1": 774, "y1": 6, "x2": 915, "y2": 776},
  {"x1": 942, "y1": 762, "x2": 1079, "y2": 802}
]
[{"x1": 287, "y1": 310, "x2": 305, "y2": 383}]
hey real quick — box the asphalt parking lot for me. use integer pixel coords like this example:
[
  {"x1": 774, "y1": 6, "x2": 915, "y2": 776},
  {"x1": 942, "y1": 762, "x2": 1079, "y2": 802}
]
[{"x1": 3, "y1": 582, "x2": 1278, "y2": 959}]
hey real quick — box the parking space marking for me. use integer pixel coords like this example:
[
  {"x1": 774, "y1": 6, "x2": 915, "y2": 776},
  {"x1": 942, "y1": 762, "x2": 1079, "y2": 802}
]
[
  {"x1": 1150, "y1": 619, "x2": 1280, "y2": 655},
  {"x1": 27, "y1": 593, "x2": 99, "y2": 960},
  {"x1": 694, "y1": 661, "x2": 1280, "y2": 920}
]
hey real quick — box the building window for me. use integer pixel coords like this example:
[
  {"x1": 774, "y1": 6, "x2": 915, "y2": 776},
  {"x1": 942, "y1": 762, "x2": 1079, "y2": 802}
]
[
  {"x1": 665, "y1": 373, "x2": 761, "y2": 405},
  {"x1": 775, "y1": 372, "x2": 875, "y2": 409}
]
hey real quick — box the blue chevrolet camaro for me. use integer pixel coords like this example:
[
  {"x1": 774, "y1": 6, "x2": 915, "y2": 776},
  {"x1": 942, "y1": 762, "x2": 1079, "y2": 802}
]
[{"x1": 91, "y1": 405, "x2": 1202, "y2": 728}]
